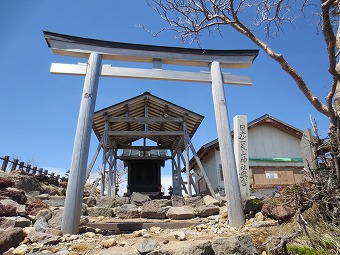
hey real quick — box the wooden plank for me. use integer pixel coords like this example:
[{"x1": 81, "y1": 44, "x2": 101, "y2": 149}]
[
  {"x1": 108, "y1": 131, "x2": 184, "y2": 136},
  {"x1": 51, "y1": 63, "x2": 252, "y2": 86},
  {"x1": 211, "y1": 61, "x2": 245, "y2": 228},
  {"x1": 118, "y1": 145, "x2": 170, "y2": 150},
  {"x1": 108, "y1": 116, "x2": 183, "y2": 123},
  {"x1": 61, "y1": 53, "x2": 102, "y2": 234},
  {"x1": 45, "y1": 32, "x2": 257, "y2": 68}
]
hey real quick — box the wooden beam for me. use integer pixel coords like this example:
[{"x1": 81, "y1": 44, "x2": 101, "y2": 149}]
[
  {"x1": 62, "y1": 53, "x2": 102, "y2": 234},
  {"x1": 118, "y1": 145, "x2": 170, "y2": 150},
  {"x1": 44, "y1": 32, "x2": 258, "y2": 68},
  {"x1": 117, "y1": 156, "x2": 171, "y2": 160},
  {"x1": 51, "y1": 63, "x2": 252, "y2": 86},
  {"x1": 107, "y1": 131, "x2": 184, "y2": 137},
  {"x1": 211, "y1": 61, "x2": 245, "y2": 228},
  {"x1": 108, "y1": 116, "x2": 183, "y2": 123}
]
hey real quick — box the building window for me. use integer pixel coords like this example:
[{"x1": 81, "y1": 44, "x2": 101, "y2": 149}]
[
  {"x1": 219, "y1": 164, "x2": 224, "y2": 181},
  {"x1": 265, "y1": 172, "x2": 278, "y2": 179}
]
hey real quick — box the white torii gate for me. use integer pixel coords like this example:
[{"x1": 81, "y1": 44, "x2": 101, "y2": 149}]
[{"x1": 43, "y1": 31, "x2": 258, "y2": 234}]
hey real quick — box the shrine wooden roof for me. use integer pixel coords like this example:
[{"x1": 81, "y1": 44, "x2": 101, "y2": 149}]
[{"x1": 93, "y1": 92, "x2": 204, "y2": 151}]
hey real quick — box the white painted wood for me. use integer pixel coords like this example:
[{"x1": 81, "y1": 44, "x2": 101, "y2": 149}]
[
  {"x1": 50, "y1": 63, "x2": 252, "y2": 85},
  {"x1": 211, "y1": 61, "x2": 245, "y2": 228},
  {"x1": 233, "y1": 115, "x2": 250, "y2": 201},
  {"x1": 61, "y1": 53, "x2": 102, "y2": 234},
  {"x1": 47, "y1": 39, "x2": 256, "y2": 68}
]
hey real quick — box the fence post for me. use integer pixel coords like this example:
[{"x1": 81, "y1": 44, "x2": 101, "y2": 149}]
[
  {"x1": 26, "y1": 164, "x2": 31, "y2": 174},
  {"x1": 1, "y1": 156, "x2": 10, "y2": 171},
  {"x1": 38, "y1": 168, "x2": 43, "y2": 175},
  {"x1": 19, "y1": 162, "x2": 25, "y2": 169},
  {"x1": 32, "y1": 167, "x2": 37, "y2": 175},
  {"x1": 11, "y1": 159, "x2": 19, "y2": 172}
]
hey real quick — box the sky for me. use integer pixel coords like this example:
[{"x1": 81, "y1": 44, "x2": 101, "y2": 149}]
[{"x1": 0, "y1": 1, "x2": 331, "y2": 193}]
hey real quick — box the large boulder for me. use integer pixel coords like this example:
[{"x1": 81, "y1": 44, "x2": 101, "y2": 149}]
[
  {"x1": 140, "y1": 201, "x2": 167, "y2": 219},
  {"x1": 0, "y1": 188, "x2": 27, "y2": 204},
  {"x1": 184, "y1": 196, "x2": 204, "y2": 208},
  {"x1": 195, "y1": 205, "x2": 220, "y2": 217},
  {"x1": 8, "y1": 174, "x2": 42, "y2": 192},
  {"x1": 96, "y1": 196, "x2": 115, "y2": 208},
  {"x1": 83, "y1": 197, "x2": 96, "y2": 207},
  {"x1": 43, "y1": 196, "x2": 65, "y2": 207},
  {"x1": 114, "y1": 196, "x2": 130, "y2": 207},
  {"x1": 0, "y1": 177, "x2": 15, "y2": 189},
  {"x1": 203, "y1": 195, "x2": 220, "y2": 206},
  {"x1": 87, "y1": 207, "x2": 113, "y2": 217},
  {"x1": 166, "y1": 206, "x2": 196, "y2": 220},
  {"x1": 0, "y1": 216, "x2": 31, "y2": 228},
  {"x1": 0, "y1": 202, "x2": 17, "y2": 216},
  {"x1": 115, "y1": 204, "x2": 139, "y2": 219},
  {"x1": 131, "y1": 192, "x2": 151, "y2": 206},
  {"x1": 261, "y1": 203, "x2": 295, "y2": 222},
  {"x1": 47, "y1": 208, "x2": 63, "y2": 230},
  {"x1": 0, "y1": 198, "x2": 26, "y2": 216},
  {"x1": 171, "y1": 195, "x2": 185, "y2": 207},
  {"x1": 26, "y1": 199, "x2": 49, "y2": 215},
  {"x1": 0, "y1": 227, "x2": 25, "y2": 254},
  {"x1": 211, "y1": 235, "x2": 259, "y2": 255}
]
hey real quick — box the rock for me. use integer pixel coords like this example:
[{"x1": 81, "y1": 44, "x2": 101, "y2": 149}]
[
  {"x1": 166, "y1": 206, "x2": 196, "y2": 220},
  {"x1": 114, "y1": 196, "x2": 130, "y2": 206},
  {"x1": 251, "y1": 220, "x2": 278, "y2": 228},
  {"x1": 0, "y1": 199, "x2": 26, "y2": 216},
  {"x1": 131, "y1": 192, "x2": 151, "y2": 206},
  {"x1": 26, "y1": 199, "x2": 49, "y2": 216},
  {"x1": 0, "y1": 177, "x2": 15, "y2": 189},
  {"x1": 171, "y1": 195, "x2": 185, "y2": 207},
  {"x1": 0, "y1": 227, "x2": 25, "y2": 254},
  {"x1": 261, "y1": 203, "x2": 295, "y2": 222},
  {"x1": 96, "y1": 196, "x2": 115, "y2": 208},
  {"x1": 0, "y1": 216, "x2": 31, "y2": 228},
  {"x1": 245, "y1": 199, "x2": 264, "y2": 219},
  {"x1": 0, "y1": 202, "x2": 17, "y2": 216},
  {"x1": 12, "y1": 244, "x2": 29, "y2": 255},
  {"x1": 196, "y1": 205, "x2": 220, "y2": 217},
  {"x1": 184, "y1": 196, "x2": 204, "y2": 208},
  {"x1": 27, "y1": 230, "x2": 60, "y2": 245},
  {"x1": 40, "y1": 183, "x2": 65, "y2": 196},
  {"x1": 219, "y1": 206, "x2": 228, "y2": 223},
  {"x1": 87, "y1": 207, "x2": 113, "y2": 217},
  {"x1": 10, "y1": 174, "x2": 42, "y2": 192},
  {"x1": 44, "y1": 228, "x2": 63, "y2": 236},
  {"x1": 83, "y1": 197, "x2": 96, "y2": 207},
  {"x1": 140, "y1": 201, "x2": 166, "y2": 219},
  {"x1": 101, "y1": 238, "x2": 117, "y2": 248},
  {"x1": 48, "y1": 208, "x2": 63, "y2": 230},
  {"x1": 115, "y1": 204, "x2": 139, "y2": 219},
  {"x1": 203, "y1": 195, "x2": 221, "y2": 206},
  {"x1": 34, "y1": 216, "x2": 49, "y2": 232},
  {"x1": 35, "y1": 208, "x2": 52, "y2": 221},
  {"x1": 25, "y1": 191, "x2": 41, "y2": 204},
  {"x1": 185, "y1": 240, "x2": 213, "y2": 254},
  {"x1": 136, "y1": 239, "x2": 160, "y2": 254},
  {"x1": 0, "y1": 188, "x2": 27, "y2": 204},
  {"x1": 211, "y1": 235, "x2": 259, "y2": 255},
  {"x1": 43, "y1": 196, "x2": 65, "y2": 207},
  {"x1": 170, "y1": 230, "x2": 186, "y2": 241}
]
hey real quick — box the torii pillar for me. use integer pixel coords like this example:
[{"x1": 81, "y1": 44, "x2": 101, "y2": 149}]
[{"x1": 61, "y1": 53, "x2": 102, "y2": 234}]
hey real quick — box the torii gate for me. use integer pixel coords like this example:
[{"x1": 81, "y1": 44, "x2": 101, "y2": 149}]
[{"x1": 43, "y1": 31, "x2": 258, "y2": 234}]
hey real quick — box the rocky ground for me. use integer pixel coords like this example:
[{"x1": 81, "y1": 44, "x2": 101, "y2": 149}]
[{"x1": 0, "y1": 170, "x2": 298, "y2": 255}]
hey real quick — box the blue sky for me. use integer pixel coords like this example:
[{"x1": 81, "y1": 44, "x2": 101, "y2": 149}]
[{"x1": 0, "y1": 1, "x2": 330, "y2": 189}]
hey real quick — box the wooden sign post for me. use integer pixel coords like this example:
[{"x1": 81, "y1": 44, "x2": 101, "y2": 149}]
[{"x1": 233, "y1": 115, "x2": 250, "y2": 201}]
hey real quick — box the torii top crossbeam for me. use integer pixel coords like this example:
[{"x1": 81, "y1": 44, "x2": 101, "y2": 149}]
[{"x1": 43, "y1": 31, "x2": 258, "y2": 68}]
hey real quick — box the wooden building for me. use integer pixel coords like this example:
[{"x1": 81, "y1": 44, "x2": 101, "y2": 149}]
[{"x1": 190, "y1": 114, "x2": 304, "y2": 197}]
